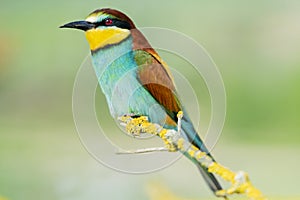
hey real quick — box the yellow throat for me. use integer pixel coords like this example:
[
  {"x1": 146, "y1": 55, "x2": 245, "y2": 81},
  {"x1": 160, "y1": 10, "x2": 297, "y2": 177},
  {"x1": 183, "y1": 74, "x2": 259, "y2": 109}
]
[{"x1": 85, "y1": 28, "x2": 130, "y2": 51}]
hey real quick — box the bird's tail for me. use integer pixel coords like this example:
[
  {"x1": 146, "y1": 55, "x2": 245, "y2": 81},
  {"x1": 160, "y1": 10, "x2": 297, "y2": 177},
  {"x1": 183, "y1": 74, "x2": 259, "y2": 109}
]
[
  {"x1": 197, "y1": 163, "x2": 223, "y2": 195},
  {"x1": 182, "y1": 150, "x2": 224, "y2": 197},
  {"x1": 180, "y1": 117, "x2": 225, "y2": 198}
]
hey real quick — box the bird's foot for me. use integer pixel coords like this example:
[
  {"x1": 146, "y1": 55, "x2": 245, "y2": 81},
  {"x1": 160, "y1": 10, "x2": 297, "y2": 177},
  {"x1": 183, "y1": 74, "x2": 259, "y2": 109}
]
[{"x1": 118, "y1": 114, "x2": 150, "y2": 137}]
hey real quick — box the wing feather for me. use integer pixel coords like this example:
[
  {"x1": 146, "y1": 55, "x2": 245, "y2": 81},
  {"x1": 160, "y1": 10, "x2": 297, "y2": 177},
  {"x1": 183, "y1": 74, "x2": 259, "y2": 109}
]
[{"x1": 135, "y1": 49, "x2": 181, "y2": 120}]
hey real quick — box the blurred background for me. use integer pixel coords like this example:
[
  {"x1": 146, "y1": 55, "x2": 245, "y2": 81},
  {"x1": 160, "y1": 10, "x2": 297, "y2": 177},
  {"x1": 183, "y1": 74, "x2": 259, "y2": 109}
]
[{"x1": 1, "y1": 0, "x2": 300, "y2": 199}]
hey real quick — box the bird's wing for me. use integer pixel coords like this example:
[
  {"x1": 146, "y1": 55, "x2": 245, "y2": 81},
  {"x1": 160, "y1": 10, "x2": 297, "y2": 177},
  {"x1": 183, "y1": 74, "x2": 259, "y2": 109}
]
[
  {"x1": 134, "y1": 48, "x2": 204, "y2": 148},
  {"x1": 134, "y1": 48, "x2": 181, "y2": 121}
]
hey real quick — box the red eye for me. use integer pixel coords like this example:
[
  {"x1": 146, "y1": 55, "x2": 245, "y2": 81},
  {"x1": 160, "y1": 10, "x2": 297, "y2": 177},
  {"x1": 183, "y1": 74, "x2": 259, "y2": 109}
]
[{"x1": 105, "y1": 19, "x2": 113, "y2": 26}]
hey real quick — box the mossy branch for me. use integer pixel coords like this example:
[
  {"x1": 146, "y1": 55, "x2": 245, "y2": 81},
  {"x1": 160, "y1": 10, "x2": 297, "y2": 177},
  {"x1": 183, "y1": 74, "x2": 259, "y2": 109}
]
[{"x1": 118, "y1": 111, "x2": 267, "y2": 200}]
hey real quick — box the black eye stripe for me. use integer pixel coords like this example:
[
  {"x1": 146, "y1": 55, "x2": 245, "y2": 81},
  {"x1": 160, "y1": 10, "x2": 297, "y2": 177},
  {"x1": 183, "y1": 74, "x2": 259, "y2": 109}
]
[
  {"x1": 112, "y1": 20, "x2": 131, "y2": 29},
  {"x1": 94, "y1": 18, "x2": 131, "y2": 30},
  {"x1": 93, "y1": 21, "x2": 105, "y2": 27}
]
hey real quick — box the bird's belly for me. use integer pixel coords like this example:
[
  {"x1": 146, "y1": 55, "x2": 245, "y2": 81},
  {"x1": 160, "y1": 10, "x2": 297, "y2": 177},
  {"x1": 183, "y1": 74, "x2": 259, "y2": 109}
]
[{"x1": 106, "y1": 70, "x2": 168, "y2": 125}]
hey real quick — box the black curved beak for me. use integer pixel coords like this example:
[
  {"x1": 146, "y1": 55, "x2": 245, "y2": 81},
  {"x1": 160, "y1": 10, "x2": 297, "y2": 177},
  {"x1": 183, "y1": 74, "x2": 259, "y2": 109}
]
[{"x1": 59, "y1": 21, "x2": 95, "y2": 31}]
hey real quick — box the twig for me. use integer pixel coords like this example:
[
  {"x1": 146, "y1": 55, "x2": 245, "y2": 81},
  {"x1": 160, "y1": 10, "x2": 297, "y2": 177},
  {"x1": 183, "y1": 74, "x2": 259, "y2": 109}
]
[
  {"x1": 117, "y1": 112, "x2": 267, "y2": 200},
  {"x1": 116, "y1": 147, "x2": 168, "y2": 154}
]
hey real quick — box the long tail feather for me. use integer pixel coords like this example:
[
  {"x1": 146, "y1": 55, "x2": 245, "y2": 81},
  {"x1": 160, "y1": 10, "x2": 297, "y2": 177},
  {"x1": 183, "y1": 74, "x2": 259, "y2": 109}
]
[
  {"x1": 180, "y1": 116, "x2": 225, "y2": 197},
  {"x1": 197, "y1": 165, "x2": 223, "y2": 193}
]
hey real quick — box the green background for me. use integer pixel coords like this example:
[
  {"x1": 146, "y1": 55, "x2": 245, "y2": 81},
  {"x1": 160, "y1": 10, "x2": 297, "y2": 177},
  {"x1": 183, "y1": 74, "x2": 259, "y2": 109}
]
[{"x1": 1, "y1": 0, "x2": 299, "y2": 199}]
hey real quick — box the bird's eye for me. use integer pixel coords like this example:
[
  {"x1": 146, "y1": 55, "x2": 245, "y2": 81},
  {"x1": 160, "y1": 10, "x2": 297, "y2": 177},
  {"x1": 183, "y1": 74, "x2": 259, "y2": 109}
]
[{"x1": 104, "y1": 18, "x2": 113, "y2": 26}]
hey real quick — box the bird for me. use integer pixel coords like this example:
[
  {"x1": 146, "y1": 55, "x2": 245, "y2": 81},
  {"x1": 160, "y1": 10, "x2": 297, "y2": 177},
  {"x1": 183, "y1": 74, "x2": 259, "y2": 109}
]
[{"x1": 60, "y1": 8, "x2": 224, "y2": 197}]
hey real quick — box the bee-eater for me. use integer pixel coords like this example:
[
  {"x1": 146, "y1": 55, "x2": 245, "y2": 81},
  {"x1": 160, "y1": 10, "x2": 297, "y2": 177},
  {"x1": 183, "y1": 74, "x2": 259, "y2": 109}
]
[{"x1": 61, "y1": 8, "x2": 223, "y2": 196}]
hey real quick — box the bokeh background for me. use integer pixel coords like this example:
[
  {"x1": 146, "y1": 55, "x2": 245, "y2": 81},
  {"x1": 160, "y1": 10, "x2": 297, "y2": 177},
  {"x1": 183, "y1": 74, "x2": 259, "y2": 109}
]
[{"x1": 1, "y1": 0, "x2": 300, "y2": 199}]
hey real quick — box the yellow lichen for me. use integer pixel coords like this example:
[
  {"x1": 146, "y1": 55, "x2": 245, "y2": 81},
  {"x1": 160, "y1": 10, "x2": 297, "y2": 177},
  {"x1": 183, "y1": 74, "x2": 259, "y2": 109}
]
[
  {"x1": 195, "y1": 151, "x2": 207, "y2": 160},
  {"x1": 177, "y1": 111, "x2": 184, "y2": 119},
  {"x1": 187, "y1": 149, "x2": 196, "y2": 157},
  {"x1": 177, "y1": 138, "x2": 185, "y2": 150}
]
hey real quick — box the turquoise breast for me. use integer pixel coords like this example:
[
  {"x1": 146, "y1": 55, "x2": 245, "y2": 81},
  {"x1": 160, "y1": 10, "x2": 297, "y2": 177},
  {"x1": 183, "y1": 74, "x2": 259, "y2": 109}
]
[{"x1": 91, "y1": 36, "x2": 167, "y2": 125}]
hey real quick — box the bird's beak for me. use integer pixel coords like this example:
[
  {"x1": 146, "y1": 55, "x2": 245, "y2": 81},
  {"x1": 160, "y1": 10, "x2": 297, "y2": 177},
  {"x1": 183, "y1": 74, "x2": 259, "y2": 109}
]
[{"x1": 59, "y1": 20, "x2": 95, "y2": 31}]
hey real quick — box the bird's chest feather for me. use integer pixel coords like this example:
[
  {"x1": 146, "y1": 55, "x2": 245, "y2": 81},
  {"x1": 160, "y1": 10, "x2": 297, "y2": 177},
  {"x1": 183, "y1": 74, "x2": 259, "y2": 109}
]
[{"x1": 91, "y1": 37, "x2": 166, "y2": 123}]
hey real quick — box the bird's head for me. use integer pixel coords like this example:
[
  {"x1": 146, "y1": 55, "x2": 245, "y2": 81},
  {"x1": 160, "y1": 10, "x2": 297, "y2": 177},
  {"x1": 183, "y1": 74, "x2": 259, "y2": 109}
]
[{"x1": 60, "y1": 8, "x2": 136, "y2": 51}]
